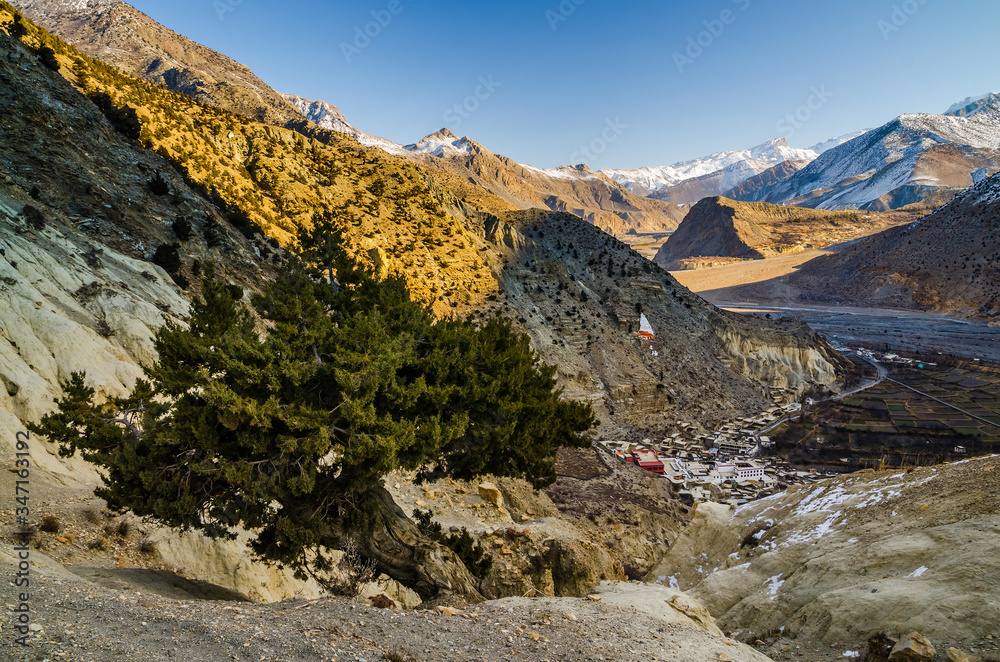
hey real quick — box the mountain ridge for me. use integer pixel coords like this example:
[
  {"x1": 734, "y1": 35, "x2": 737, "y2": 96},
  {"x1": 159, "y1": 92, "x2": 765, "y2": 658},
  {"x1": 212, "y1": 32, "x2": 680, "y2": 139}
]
[{"x1": 788, "y1": 172, "x2": 1000, "y2": 321}]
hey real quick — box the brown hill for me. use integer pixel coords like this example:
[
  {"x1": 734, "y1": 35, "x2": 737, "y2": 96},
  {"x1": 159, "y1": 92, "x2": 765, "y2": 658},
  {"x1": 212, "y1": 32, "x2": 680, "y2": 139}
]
[
  {"x1": 789, "y1": 173, "x2": 1000, "y2": 322},
  {"x1": 654, "y1": 197, "x2": 919, "y2": 271},
  {"x1": 402, "y1": 131, "x2": 687, "y2": 236},
  {"x1": 12, "y1": 0, "x2": 305, "y2": 125}
]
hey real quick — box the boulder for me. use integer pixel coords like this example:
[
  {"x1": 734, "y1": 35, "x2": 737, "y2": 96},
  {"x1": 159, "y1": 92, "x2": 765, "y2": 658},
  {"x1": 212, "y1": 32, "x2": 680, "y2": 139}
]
[
  {"x1": 889, "y1": 632, "x2": 936, "y2": 661},
  {"x1": 947, "y1": 648, "x2": 978, "y2": 662},
  {"x1": 478, "y1": 482, "x2": 504, "y2": 508}
]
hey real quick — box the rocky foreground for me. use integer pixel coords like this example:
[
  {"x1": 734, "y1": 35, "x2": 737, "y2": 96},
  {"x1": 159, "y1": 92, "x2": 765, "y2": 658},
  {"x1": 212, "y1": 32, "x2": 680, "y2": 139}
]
[
  {"x1": 0, "y1": 560, "x2": 773, "y2": 662},
  {"x1": 650, "y1": 454, "x2": 1000, "y2": 661}
]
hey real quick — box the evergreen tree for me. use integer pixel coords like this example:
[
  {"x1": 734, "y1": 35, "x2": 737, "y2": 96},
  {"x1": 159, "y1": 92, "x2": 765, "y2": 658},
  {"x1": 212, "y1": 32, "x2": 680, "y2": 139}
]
[{"x1": 31, "y1": 235, "x2": 593, "y2": 600}]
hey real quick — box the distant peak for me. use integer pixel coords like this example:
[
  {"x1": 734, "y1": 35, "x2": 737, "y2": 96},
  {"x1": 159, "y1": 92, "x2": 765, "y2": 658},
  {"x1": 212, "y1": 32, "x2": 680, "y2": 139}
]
[
  {"x1": 425, "y1": 127, "x2": 459, "y2": 142},
  {"x1": 944, "y1": 92, "x2": 1000, "y2": 117}
]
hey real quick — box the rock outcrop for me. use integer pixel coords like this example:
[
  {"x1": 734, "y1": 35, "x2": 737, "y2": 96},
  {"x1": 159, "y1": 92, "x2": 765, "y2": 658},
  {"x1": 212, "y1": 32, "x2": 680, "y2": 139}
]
[{"x1": 648, "y1": 455, "x2": 1000, "y2": 651}]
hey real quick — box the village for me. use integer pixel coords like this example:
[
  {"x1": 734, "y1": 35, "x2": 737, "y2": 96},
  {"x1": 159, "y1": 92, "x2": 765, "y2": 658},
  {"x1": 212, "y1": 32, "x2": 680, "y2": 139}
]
[
  {"x1": 609, "y1": 314, "x2": 834, "y2": 505},
  {"x1": 598, "y1": 385, "x2": 833, "y2": 506}
]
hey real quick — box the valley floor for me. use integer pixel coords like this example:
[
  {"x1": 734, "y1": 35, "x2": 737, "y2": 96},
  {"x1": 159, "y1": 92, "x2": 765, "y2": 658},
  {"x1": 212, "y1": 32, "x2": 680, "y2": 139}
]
[{"x1": 672, "y1": 250, "x2": 1000, "y2": 363}]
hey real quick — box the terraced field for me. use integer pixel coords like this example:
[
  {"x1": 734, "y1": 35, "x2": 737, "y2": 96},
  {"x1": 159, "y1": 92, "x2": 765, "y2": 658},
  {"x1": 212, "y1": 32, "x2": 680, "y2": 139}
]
[{"x1": 768, "y1": 360, "x2": 1000, "y2": 472}]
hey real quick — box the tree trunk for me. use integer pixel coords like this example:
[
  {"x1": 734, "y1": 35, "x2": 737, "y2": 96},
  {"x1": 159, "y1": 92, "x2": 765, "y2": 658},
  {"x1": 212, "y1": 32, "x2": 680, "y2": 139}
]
[{"x1": 347, "y1": 486, "x2": 485, "y2": 604}]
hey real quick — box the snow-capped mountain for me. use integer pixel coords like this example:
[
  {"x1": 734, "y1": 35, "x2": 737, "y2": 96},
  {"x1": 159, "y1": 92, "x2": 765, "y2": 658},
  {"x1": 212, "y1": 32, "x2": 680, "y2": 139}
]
[
  {"x1": 752, "y1": 101, "x2": 1000, "y2": 210},
  {"x1": 283, "y1": 94, "x2": 353, "y2": 132},
  {"x1": 945, "y1": 92, "x2": 1000, "y2": 118},
  {"x1": 602, "y1": 138, "x2": 820, "y2": 197},
  {"x1": 403, "y1": 128, "x2": 474, "y2": 158},
  {"x1": 806, "y1": 130, "x2": 870, "y2": 155},
  {"x1": 281, "y1": 93, "x2": 410, "y2": 156}
]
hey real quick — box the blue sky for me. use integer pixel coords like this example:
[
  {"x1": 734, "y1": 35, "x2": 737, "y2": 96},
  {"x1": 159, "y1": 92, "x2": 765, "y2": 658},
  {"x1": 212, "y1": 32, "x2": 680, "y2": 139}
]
[{"x1": 127, "y1": 0, "x2": 1000, "y2": 170}]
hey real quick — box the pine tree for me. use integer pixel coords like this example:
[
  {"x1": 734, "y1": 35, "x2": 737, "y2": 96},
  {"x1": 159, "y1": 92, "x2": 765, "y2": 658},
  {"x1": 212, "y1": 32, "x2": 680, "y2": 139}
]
[{"x1": 31, "y1": 235, "x2": 593, "y2": 600}]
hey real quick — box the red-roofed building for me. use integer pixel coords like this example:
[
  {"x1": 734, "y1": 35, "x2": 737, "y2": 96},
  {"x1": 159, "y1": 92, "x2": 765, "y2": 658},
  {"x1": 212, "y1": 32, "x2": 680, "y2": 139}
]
[{"x1": 631, "y1": 449, "x2": 664, "y2": 474}]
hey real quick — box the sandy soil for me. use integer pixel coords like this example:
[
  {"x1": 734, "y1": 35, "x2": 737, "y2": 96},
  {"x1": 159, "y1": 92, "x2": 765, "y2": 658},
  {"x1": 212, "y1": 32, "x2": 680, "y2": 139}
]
[
  {"x1": 672, "y1": 249, "x2": 1000, "y2": 363},
  {"x1": 669, "y1": 248, "x2": 841, "y2": 306}
]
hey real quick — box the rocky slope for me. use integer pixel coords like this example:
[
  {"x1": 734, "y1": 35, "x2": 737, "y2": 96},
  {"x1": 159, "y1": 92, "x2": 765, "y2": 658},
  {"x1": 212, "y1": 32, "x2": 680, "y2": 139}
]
[
  {"x1": 0, "y1": 553, "x2": 777, "y2": 661},
  {"x1": 473, "y1": 210, "x2": 847, "y2": 435},
  {"x1": 749, "y1": 103, "x2": 1000, "y2": 211},
  {"x1": 648, "y1": 454, "x2": 1000, "y2": 658},
  {"x1": 654, "y1": 197, "x2": 919, "y2": 271},
  {"x1": 789, "y1": 172, "x2": 1000, "y2": 322},
  {"x1": 722, "y1": 159, "x2": 811, "y2": 202},
  {"x1": 11, "y1": 0, "x2": 306, "y2": 125},
  {"x1": 397, "y1": 128, "x2": 688, "y2": 236}
]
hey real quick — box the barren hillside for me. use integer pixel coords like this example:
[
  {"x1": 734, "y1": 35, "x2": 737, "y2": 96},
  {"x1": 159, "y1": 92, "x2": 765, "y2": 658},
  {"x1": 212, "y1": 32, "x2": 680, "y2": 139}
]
[
  {"x1": 655, "y1": 197, "x2": 921, "y2": 271},
  {"x1": 789, "y1": 173, "x2": 1000, "y2": 322}
]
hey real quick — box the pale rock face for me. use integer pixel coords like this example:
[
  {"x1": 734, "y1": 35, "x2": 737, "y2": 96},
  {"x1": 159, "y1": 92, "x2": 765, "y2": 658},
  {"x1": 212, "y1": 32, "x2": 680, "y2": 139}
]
[
  {"x1": 149, "y1": 529, "x2": 325, "y2": 604},
  {"x1": 713, "y1": 326, "x2": 841, "y2": 392},
  {"x1": 648, "y1": 457, "x2": 1000, "y2": 649},
  {"x1": 0, "y1": 201, "x2": 188, "y2": 484}
]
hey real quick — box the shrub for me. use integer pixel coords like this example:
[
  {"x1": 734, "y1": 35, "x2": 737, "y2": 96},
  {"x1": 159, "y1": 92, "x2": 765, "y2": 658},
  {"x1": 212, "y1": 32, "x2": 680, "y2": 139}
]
[
  {"x1": 22, "y1": 205, "x2": 45, "y2": 231},
  {"x1": 88, "y1": 92, "x2": 141, "y2": 141},
  {"x1": 152, "y1": 243, "x2": 182, "y2": 276},
  {"x1": 39, "y1": 515, "x2": 61, "y2": 533},
  {"x1": 326, "y1": 538, "x2": 376, "y2": 598},
  {"x1": 171, "y1": 218, "x2": 193, "y2": 242},
  {"x1": 148, "y1": 172, "x2": 170, "y2": 196},
  {"x1": 38, "y1": 46, "x2": 59, "y2": 71}
]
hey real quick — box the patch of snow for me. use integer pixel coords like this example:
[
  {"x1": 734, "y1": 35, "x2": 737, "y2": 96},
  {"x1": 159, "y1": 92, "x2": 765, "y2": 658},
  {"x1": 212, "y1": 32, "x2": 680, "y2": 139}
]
[
  {"x1": 669, "y1": 575, "x2": 680, "y2": 591},
  {"x1": 906, "y1": 566, "x2": 929, "y2": 578},
  {"x1": 764, "y1": 574, "x2": 785, "y2": 600},
  {"x1": 843, "y1": 651, "x2": 861, "y2": 658}
]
